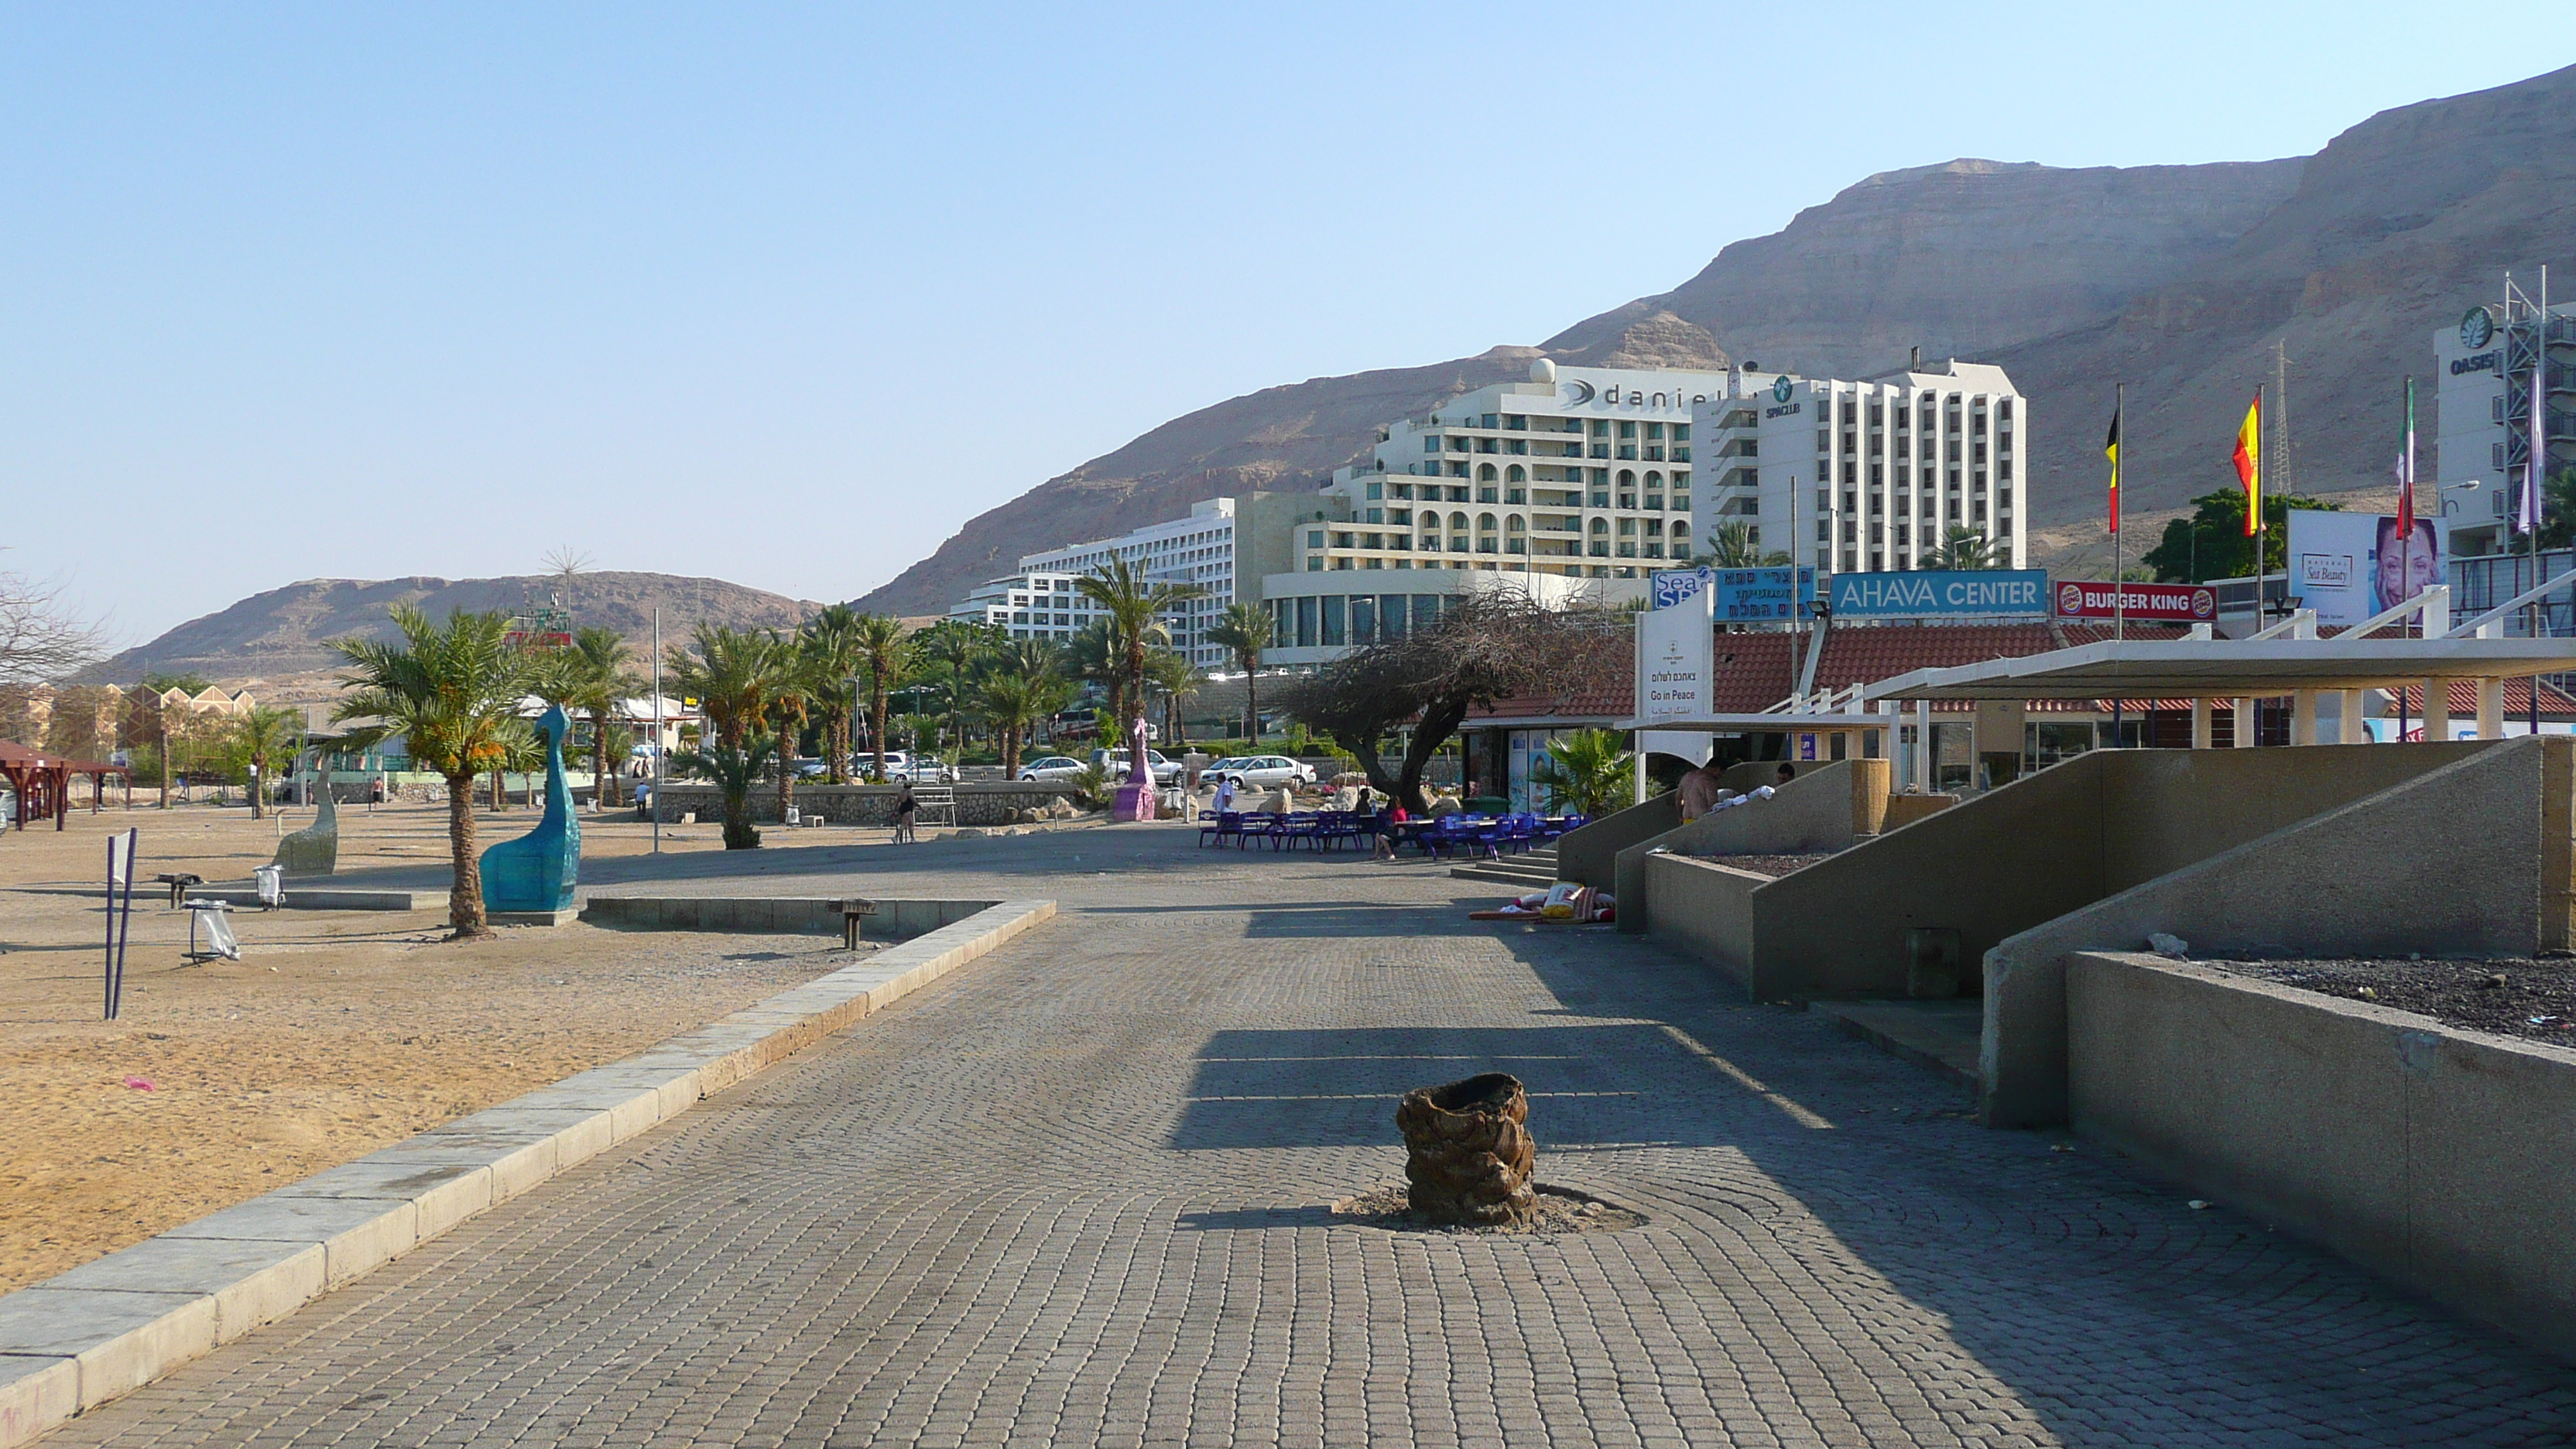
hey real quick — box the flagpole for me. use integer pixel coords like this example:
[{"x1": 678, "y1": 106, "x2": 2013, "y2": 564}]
[
  {"x1": 2112, "y1": 382, "x2": 2125, "y2": 644},
  {"x1": 652, "y1": 606, "x2": 663, "y2": 856}
]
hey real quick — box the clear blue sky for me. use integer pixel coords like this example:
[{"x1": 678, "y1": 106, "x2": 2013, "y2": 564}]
[{"x1": 7, "y1": 3, "x2": 2572, "y2": 646}]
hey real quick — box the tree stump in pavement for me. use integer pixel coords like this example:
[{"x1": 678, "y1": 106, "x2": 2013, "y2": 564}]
[{"x1": 1396, "y1": 1072, "x2": 1537, "y2": 1226}]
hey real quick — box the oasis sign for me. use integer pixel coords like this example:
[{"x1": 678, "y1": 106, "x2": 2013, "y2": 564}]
[
  {"x1": 1829, "y1": 569, "x2": 2050, "y2": 619},
  {"x1": 2052, "y1": 580, "x2": 2217, "y2": 622}
]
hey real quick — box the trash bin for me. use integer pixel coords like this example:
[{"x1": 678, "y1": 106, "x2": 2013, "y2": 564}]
[{"x1": 252, "y1": 865, "x2": 285, "y2": 909}]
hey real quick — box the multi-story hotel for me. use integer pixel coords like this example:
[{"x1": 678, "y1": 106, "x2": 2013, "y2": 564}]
[
  {"x1": 2434, "y1": 288, "x2": 2575, "y2": 562},
  {"x1": 956, "y1": 355, "x2": 2029, "y2": 669},
  {"x1": 949, "y1": 495, "x2": 1304, "y2": 666},
  {"x1": 1700, "y1": 358, "x2": 2028, "y2": 576}
]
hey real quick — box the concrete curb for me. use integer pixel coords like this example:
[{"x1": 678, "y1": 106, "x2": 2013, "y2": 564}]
[{"x1": 0, "y1": 897, "x2": 1057, "y2": 1447}]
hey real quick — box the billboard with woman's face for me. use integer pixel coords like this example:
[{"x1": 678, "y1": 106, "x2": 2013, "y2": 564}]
[{"x1": 2285, "y1": 509, "x2": 2444, "y2": 625}]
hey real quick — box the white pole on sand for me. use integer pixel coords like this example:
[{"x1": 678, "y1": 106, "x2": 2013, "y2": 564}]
[{"x1": 653, "y1": 607, "x2": 663, "y2": 855}]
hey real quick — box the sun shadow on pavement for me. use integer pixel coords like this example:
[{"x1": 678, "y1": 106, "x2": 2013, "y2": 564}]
[{"x1": 1169, "y1": 1024, "x2": 1732, "y2": 1151}]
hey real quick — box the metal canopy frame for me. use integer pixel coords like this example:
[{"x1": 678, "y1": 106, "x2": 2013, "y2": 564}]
[{"x1": 1862, "y1": 637, "x2": 2576, "y2": 703}]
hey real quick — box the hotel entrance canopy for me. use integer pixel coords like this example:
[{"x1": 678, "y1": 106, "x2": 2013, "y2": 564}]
[{"x1": 1862, "y1": 637, "x2": 2576, "y2": 704}]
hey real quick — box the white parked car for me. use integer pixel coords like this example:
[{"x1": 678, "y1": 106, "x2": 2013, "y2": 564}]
[
  {"x1": 864, "y1": 751, "x2": 957, "y2": 783},
  {"x1": 1088, "y1": 747, "x2": 1183, "y2": 786},
  {"x1": 1018, "y1": 755, "x2": 1086, "y2": 783},
  {"x1": 1216, "y1": 755, "x2": 1315, "y2": 790}
]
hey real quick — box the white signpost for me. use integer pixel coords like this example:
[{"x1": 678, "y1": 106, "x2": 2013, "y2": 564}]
[{"x1": 1636, "y1": 569, "x2": 1716, "y2": 773}]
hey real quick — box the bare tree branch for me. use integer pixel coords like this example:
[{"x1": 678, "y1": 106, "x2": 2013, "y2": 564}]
[{"x1": 0, "y1": 571, "x2": 108, "y2": 687}]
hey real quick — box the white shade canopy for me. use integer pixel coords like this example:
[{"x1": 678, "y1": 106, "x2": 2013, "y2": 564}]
[{"x1": 1862, "y1": 638, "x2": 2576, "y2": 703}]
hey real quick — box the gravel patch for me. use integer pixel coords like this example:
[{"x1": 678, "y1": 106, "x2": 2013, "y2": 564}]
[
  {"x1": 1695, "y1": 852, "x2": 1831, "y2": 879},
  {"x1": 1331, "y1": 1184, "x2": 1648, "y2": 1235},
  {"x1": 2204, "y1": 956, "x2": 2576, "y2": 1044}
]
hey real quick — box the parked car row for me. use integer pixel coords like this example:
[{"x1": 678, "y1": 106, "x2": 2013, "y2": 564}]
[
  {"x1": 1203, "y1": 755, "x2": 1317, "y2": 790},
  {"x1": 785, "y1": 752, "x2": 959, "y2": 783}
]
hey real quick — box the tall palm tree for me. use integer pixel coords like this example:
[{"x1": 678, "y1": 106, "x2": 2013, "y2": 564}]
[
  {"x1": 976, "y1": 662, "x2": 1068, "y2": 776},
  {"x1": 851, "y1": 614, "x2": 909, "y2": 781},
  {"x1": 1204, "y1": 601, "x2": 1271, "y2": 745},
  {"x1": 230, "y1": 704, "x2": 301, "y2": 820},
  {"x1": 666, "y1": 624, "x2": 785, "y2": 751},
  {"x1": 1142, "y1": 645, "x2": 1197, "y2": 751},
  {"x1": 800, "y1": 605, "x2": 867, "y2": 783},
  {"x1": 332, "y1": 606, "x2": 530, "y2": 938},
  {"x1": 1073, "y1": 559, "x2": 1205, "y2": 778},
  {"x1": 1064, "y1": 622, "x2": 1123, "y2": 741},
  {"x1": 762, "y1": 628, "x2": 814, "y2": 820},
  {"x1": 531, "y1": 629, "x2": 635, "y2": 807},
  {"x1": 909, "y1": 620, "x2": 997, "y2": 760},
  {"x1": 664, "y1": 624, "x2": 793, "y2": 845}
]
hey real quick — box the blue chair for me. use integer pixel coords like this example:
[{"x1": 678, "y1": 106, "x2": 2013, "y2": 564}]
[{"x1": 1198, "y1": 810, "x2": 1242, "y2": 848}]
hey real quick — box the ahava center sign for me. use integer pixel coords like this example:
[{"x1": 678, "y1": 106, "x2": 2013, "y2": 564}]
[{"x1": 1828, "y1": 570, "x2": 2050, "y2": 619}]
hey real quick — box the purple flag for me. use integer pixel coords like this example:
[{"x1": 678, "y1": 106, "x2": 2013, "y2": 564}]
[{"x1": 2526, "y1": 364, "x2": 2548, "y2": 533}]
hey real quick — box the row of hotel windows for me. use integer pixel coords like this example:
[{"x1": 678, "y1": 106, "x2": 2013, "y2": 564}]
[
  {"x1": 1266, "y1": 593, "x2": 1447, "y2": 650},
  {"x1": 1426, "y1": 416, "x2": 1690, "y2": 440},
  {"x1": 1367, "y1": 468, "x2": 1688, "y2": 497}
]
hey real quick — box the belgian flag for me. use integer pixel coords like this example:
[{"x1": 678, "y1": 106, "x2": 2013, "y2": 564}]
[{"x1": 2104, "y1": 407, "x2": 2121, "y2": 533}]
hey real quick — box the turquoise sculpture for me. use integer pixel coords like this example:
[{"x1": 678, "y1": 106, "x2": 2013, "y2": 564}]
[
  {"x1": 479, "y1": 705, "x2": 581, "y2": 913},
  {"x1": 272, "y1": 772, "x2": 338, "y2": 875}
]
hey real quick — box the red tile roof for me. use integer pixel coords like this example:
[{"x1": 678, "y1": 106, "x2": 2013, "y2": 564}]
[{"x1": 1468, "y1": 622, "x2": 2193, "y2": 724}]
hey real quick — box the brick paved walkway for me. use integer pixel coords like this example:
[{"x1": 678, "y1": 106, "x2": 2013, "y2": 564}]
[{"x1": 43, "y1": 830, "x2": 2576, "y2": 1446}]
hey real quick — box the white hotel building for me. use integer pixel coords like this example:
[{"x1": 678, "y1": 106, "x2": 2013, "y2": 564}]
[
  {"x1": 1703, "y1": 358, "x2": 2028, "y2": 577},
  {"x1": 951, "y1": 497, "x2": 1255, "y2": 667}
]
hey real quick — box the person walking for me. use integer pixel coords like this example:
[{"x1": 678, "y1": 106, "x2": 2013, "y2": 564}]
[{"x1": 892, "y1": 782, "x2": 917, "y2": 844}]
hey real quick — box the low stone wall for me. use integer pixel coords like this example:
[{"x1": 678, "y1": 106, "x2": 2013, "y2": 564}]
[
  {"x1": 646, "y1": 783, "x2": 1086, "y2": 827},
  {"x1": 2067, "y1": 951, "x2": 2576, "y2": 1364}
]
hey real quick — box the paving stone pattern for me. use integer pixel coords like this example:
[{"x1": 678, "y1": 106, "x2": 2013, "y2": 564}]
[{"x1": 44, "y1": 831, "x2": 2576, "y2": 1447}]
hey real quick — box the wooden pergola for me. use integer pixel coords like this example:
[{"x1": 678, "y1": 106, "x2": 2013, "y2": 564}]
[{"x1": 0, "y1": 740, "x2": 132, "y2": 831}]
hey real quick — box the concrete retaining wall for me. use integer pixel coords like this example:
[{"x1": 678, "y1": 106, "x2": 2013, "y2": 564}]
[
  {"x1": 581, "y1": 896, "x2": 998, "y2": 940},
  {"x1": 1638, "y1": 854, "x2": 1766, "y2": 988},
  {"x1": 2067, "y1": 951, "x2": 2576, "y2": 1363},
  {"x1": 1554, "y1": 791, "x2": 1680, "y2": 889},
  {"x1": 1982, "y1": 737, "x2": 2569, "y2": 1128},
  {"x1": 1613, "y1": 760, "x2": 1884, "y2": 933},
  {"x1": 649, "y1": 782, "x2": 1084, "y2": 827}
]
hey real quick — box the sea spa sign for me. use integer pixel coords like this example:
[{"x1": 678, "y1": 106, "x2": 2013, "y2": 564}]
[
  {"x1": 1829, "y1": 569, "x2": 2050, "y2": 620},
  {"x1": 1636, "y1": 570, "x2": 1714, "y2": 722}
]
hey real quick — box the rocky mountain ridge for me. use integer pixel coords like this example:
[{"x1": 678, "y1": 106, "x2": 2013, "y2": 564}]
[
  {"x1": 858, "y1": 63, "x2": 2576, "y2": 615},
  {"x1": 91, "y1": 572, "x2": 822, "y2": 684}
]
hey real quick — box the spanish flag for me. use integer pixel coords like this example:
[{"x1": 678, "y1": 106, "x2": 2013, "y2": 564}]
[
  {"x1": 2232, "y1": 391, "x2": 2262, "y2": 536},
  {"x1": 2104, "y1": 406, "x2": 2122, "y2": 533}
]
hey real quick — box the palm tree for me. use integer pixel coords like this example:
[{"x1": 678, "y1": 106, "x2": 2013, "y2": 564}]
[
  {"x1": 1925, "y1": 526, "x2": 2001, "y2": 570},
  {"x1": 493, "y1": 715, "x2": 548, "y2": 809},
  {"x1": 1204, "y1": 601, "x2": 1272, "y2": 745},
  {"x1": 909, "y1": 620, "x2": 997, "y2": 761},
  {"x1": 533, "y1": 628, "x2": 635, "y2": 807},
  {"x1": 1142, "y1": 645, "x2": 1197, "y2": 751},
  {"x1": 800, "y1": 605, "x2": 867, "y2": 783},
  {"x1": 1705, "y1": 520, "x2": 1790, "y2": 568},
  {"x1": 1530, "y1": 728, "x2": 1634, "y2": 817},
  {"x1": 1064, "y1": 622, "x2": 1123, "y2": 740},
  {"x1": 1073, "y1": 559, "x2": 1205, "y2": 778},
  {"x1": 762, "y1": 628, "x2": 814, "y2": 821},
  {"x1": 851, "y1": 614, "x2": 909, "y2": 781},
  {"x1": 665, "y1": 624, "x2": 794, "y2": 845},
  {"x1": 976, "y1": 662, "x2": 1068, "y2": 777},
  {"x1": 332, "y1": 606, "x2": 531, "y2": 938},
  {"x1": 673, "y1": 733, "x2": 776, "y2": 851},
  {"x1": 666, "y1": 624, "x2": 785, "y2": 751},
  {"x1": 230, "y1": 704, "x2": 301, "y2": 820}
]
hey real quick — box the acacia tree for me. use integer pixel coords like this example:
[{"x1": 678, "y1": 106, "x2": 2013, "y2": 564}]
[{"x1": 1278, "y1": 594, "x2": 1624, "y2": 813}]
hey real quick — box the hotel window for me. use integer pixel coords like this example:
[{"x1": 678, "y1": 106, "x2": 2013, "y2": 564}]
[{"x1": 1319, "y1": 596, "x2": 1344, "y2": 646}]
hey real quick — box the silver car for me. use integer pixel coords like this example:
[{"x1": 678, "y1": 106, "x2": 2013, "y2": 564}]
[{"x1": 1217, "y1": 755, "x2": 1315, "y2": 790}]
